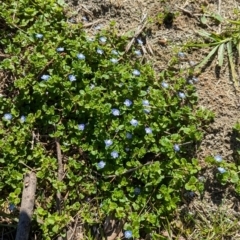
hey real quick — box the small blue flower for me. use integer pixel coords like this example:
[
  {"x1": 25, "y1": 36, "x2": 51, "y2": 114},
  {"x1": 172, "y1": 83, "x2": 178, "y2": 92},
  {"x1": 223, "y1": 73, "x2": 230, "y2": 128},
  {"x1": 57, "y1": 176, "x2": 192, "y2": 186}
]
[
  {"x1": 94, "y1": 25, "x2": 102, "y2": 30},
  {"x1": 142, "y1": 100, "x2": 150, "y2": 106},
  {"x1": 178, "y1": 92, "x2": 186, "y2": 99},
  {"x1": 97, "y1": 161, "x2": 106, "y2": 169},
  {"x1": 9, "y1": 203, "x2": 15, "y2": 211},
  {"x1": 134, "y1": 50, "x2": 142, "y2": 56},
  {"x1": 78, "y1": 124, "x2": 85, "y2": 130},
  {"x1": 111, "y1": 109, "x2": 120, "y2": 116},
  {"x1": 68, "y1": 75, "x2": 76, "y2": 82},
  {"x1": 217, "y1": 167, "x2": 226, "y2": 174},
  {"x1": 111, "y1": 49, "x2": 119, "y2": 55},
  {"x1": 161, "y1": 82, "x2": 169, "y2": 88},
  {"x1": 124, "y1": 99, "x2": 132, "y2": 107},
  {"x1": 90, "y1": 84, "x2": 95, "y2": 89},
  {"x1": 126, "y1": 133, "x2": 132, "y2": 139},
  {"x1": 192, "y1": 77, "x2": 198, "y2": 83},
  {"x1": 178, "y1": 52, "x2": 185, "y2": 58},
  {"x1": 104, "y1": 139, "x2": 113, "y2": 147},
  {"x1": 3, "y1": 113, "x2": 12, "y2": 121},
  {"x1": 143, "y1": 109, "x2": 151, "y2": 114},
  {"x1": 56, "y1": 47, "x2": 64, "y2": 52},
  {"x1": 97, "y1": 48, "x2": 104, "y2": 55},
  {"x1": 137, "y1": 38, "x2": 143, "y2": 45},
  {"x1": 111, "y1": 151, "x2": 119, "y2": 159},
  {"x1": 125, "y1": 147, "x2": 130, "y2": 151},
  {"x1": 99, "y1": 36, "x2": 107, "y2": 43},
  {"x1": 132, "y1": 69, "x2": 140, "y2": 76},
  {"x1": 35, "y1": 33, "x2": 43, "y2": 39},
  {"x1": 124, "y1": 230, "x2": 133, "y2": 239},
  {"x1": 145, "y1": 127, "x2": 152, "y2": 134},
  {"x1": 214, "y1": 155, "x2": 222, "y2": 162},
  {"x1": 82, "y1": 16, "x2": 88, "y2": 21},
  {"x1": 188, "y1": 80, "x2": 193, "y2": 84},
  {"x1": 134, "y1": 187, "x2": 141, "y2": 195},
  {"x1": 174, "y1": 144, "x2": 180, "y2": 152},
  {"x1": 20, "y1": 115, "x2": 26, "y2": 123},
  {"x1": 41, "y1": 74, "x2": 50, "y2": 81},
  {"x1": 77, "y1": 53, "x2": 85, "y2": 60},
  {"x1": 110, "y1": 58, "x2": 118, "y2": 64},
  {"x1": 130, "y1": 119, "x2": 138, "y2": 127}
]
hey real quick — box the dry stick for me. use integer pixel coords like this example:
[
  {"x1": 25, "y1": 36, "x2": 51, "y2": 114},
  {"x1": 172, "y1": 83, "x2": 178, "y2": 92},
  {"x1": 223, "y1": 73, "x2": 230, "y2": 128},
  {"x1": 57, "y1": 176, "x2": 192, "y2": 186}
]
[
  {"x1": 15, "y1": 172, "x2": 37, "y2": 240},
  {"x1": 55, "y1": 137, "x2": 63, "y2": 240}
]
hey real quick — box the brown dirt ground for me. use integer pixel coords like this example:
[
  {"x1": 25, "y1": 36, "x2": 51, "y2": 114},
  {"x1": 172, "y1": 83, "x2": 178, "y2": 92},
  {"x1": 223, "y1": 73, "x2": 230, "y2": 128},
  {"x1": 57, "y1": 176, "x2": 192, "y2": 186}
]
[{"x1": 65, "y1": 0, "x2": 240, "y2": 239}]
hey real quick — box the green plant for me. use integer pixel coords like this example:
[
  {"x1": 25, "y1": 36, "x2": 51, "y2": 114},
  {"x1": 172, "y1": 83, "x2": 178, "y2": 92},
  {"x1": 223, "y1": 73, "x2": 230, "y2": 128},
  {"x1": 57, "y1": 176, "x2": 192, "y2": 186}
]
[
  {"x1": 185, "y1": 13, "x2": 240, "y2": 91},
  {"x1": 0, "y1": 0, "x2": 213, "y2": 238}
]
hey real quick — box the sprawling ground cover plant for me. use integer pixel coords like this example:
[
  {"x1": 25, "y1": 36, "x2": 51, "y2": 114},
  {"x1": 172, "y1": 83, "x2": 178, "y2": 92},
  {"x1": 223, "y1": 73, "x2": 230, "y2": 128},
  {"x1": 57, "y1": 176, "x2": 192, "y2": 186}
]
[{"x1": 0, "y1": 0, "x2": 213, "y2": 238}]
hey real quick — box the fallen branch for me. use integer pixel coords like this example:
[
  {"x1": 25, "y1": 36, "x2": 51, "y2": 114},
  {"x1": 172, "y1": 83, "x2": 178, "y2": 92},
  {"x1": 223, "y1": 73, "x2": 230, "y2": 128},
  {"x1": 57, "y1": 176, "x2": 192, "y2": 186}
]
[{"x1": 15, "y1": 172, "x2": 37, "y2": 240}]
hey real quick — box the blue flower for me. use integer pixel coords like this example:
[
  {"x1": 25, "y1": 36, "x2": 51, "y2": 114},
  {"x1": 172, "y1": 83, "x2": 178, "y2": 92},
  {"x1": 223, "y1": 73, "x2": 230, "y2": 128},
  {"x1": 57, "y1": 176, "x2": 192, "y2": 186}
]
[
  {"x1": 126, "y1": 133, "x2": 132, "y2": 139},
  {"x1": 188, "y1": 80, "x2": 193, "y2": 84},
  {"x1": 143, "y1": 109, "x2": 151, "y2": 114},
  {"x1": 174, "y1": 144, "x2": 180, "y2": 152},
  {"x1": 130, "y1": 119, "x2": 138, "y2": 127},
  {"x1": 104, "y1": 139, "x2": 113, "y2": 147},
  {"x1": 161, "y1": 82, "x2": 169, "y2": 88},
  {"x1": 9, "y1": 203, "x2": 15, "y2": 211},
  {"x1": 132, "y1": 69, "x2": 140, "y2": 76},
  {"x1": 41, "y1": 74, "x2": 50, "y2": 81},
  {"x1": 134, "y1": 50, "x2": 142, "y2": 56},
  {"x1": 77, "y1": 53, "x2": 85, "y2": 60},
  {"x1": 97, "y1": 48, "x2": 104, "y2": 54},
  {"x1": 90, "y1": 84, "x2": 95, "y2": 89},
  {"x1": 97, "y1": 161, "x2": 106, "y2": 169},
  {"x1": 56, "y1": 47, "x2": 64, "y2": 52},
  {"x1": 78, "y1": 124, "x2": 85, "y2": 130},
  {"x1": 124, "y1": 230, "x2": 133, "y2": 239},
  {"x1": 137, "y1": 38, "x2": 143, "y2": 45},
  {"x1": 214, "y1": 155, "x2": 222, "y2": 162},
  {"x1": 178, "y1": 52, "x2": 185, "y2": 58},
  {"x1": 111, "y1": 50, "x2": 119, "y2": 55},
  {"x1": 134, "y1": 187, "x2": 141, "y2": 195},
  {"x1": 82, "y1": 16, "x2": 88, "y2": 21},
  {"x1": 99, "y1": 36, "x2": 107, "y2": 43},
  {"x1": 110, "y1": 58, "x2": 118, "y2": 64},
  {"x1": 35, "y1": 33, "x2": 43, "y2": 39},
  {"x1": 68, "y1": 75, "x2": 76, "y2": 82},
  {"x1": 142, "y1": 100, "x2": 150, "y2": 106},
  {"x1": 145, "y1": 127, "x2": 152, "y2": 134},
  {"x1": 217, "y1": 167, "x2": 226, "y2": 174},
  {"x1": 178, "y1": 92, "x2": 186, "y2": 99},
  {"x1": 111, "y1": 151, "x2": 119, "y2": 159},
  {"x1": 111, "y1": 109, "x2": 120, "y2": 116},
  {"x1": 124, "y1": 99, "x2": 132, "y2": 107},
  {"x1": 125, "y1": 147, "x2": 130, "y2": 151},
  {"x1": 3, "y1": 113, "x2": 12, "y2": 121},
  {"x1": 94, "y1": 25, "x2": 102, "y2": 30},
  {"x1": 192, "y1": 77, "x2": 198, "y2": 83},
  {"x1": 20, "y1": 115, "x2": 26, "y2": 123}
]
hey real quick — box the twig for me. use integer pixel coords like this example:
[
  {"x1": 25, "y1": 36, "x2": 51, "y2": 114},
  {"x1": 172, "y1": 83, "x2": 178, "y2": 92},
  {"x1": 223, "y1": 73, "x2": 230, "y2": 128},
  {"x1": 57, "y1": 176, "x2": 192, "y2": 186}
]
[
  {"x1": 55, "y1": 136, "x2": 64, "y2": 240},
  {"x1": 68, "y1": 215, "x2": 79, "y2": 240},
  {"x1": 83, "y1": 19, "x2": 105, "y2": 28},
  {"x1": 15, "y1": 172, "x2": 37, "y2": 240},
  {"x1": 125, "y1": 13, "x2": 148, "y2": 53}
]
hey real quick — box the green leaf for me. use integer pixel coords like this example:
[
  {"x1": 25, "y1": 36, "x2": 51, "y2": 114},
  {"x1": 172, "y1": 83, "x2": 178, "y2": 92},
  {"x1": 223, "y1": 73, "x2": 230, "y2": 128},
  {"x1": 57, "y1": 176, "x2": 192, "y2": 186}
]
[{"x1": 217, "y1": 43, "x2": 225, "y2": 67}]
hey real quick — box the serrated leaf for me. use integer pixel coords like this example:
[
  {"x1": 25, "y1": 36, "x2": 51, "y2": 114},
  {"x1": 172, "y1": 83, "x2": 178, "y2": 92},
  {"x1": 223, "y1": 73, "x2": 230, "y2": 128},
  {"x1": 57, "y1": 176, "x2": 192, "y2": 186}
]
[
  {"x1": 195, "y1": 45, "x2": 219, "y2": 70},
  {"x1": 227, "y1": 41, "x2": 238, "y2": 90},
  {"x1": 211, "y1": 13, "x2": 224, "y2": 23},
  {"x1": 217, "y1": 43, "x2": 225, "y2": 67}
]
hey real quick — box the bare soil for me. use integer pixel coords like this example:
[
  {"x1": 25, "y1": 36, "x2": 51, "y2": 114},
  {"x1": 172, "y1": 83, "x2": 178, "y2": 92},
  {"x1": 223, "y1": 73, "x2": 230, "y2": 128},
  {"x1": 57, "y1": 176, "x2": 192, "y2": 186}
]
[{"x1": 65, "y1": 0, "x2": 240, "y2": 239}]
